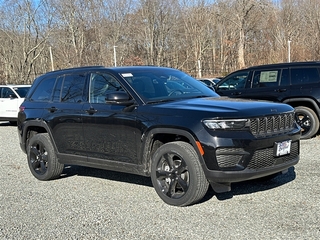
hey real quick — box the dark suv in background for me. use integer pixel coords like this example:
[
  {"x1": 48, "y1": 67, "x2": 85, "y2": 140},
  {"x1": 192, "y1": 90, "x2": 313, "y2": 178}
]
[
  {"x1": 18, "y1": 66, "x2": 300, "y2": 206},
  {"x1": 215, "y1": 61, "x2": 320, "y2": 139}
]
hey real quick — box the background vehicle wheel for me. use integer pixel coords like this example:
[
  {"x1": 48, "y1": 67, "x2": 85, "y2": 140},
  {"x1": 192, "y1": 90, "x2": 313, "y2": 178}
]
[
  {"x1": 295, "y1": 106, "x2": 319, "y2": 139},
  {"x1": 27, "y1": 133, "x2": 64, "y2": 181},
  {"x1": 151, "y1": 141, "x2": 209, "y2": 206}
]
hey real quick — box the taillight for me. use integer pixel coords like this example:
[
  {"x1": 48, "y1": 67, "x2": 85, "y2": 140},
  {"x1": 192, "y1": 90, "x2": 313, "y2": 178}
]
[{"x1": 19, "y1": 106, "x2": 25, "y2": 112}]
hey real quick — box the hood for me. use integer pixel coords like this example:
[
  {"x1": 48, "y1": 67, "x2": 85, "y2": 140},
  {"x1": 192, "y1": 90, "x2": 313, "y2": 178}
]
[{"x1": 151, "y1": 96, "x2": 293, "y2": 118}]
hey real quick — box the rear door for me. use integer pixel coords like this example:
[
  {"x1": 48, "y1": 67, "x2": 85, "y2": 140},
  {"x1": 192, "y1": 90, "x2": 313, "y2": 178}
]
[
  {"x1": 43, "y1": 73, "x2": 87, "y2": 157},
  {"x1": 237, "y1": 68, "x2": 290, "y2": 102}
]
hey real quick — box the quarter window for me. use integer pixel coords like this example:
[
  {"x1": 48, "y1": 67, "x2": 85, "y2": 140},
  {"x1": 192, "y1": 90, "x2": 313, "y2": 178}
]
[
  {"x1": 30, "y1": 77, "x2": 56, "y2": 101},
  {"x1": 291, "y1": 67, "x2": 320, "y2": 85}
]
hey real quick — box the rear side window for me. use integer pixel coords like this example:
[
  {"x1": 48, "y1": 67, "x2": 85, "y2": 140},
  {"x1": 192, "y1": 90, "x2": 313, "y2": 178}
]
[
  {"x1": 291, "y1": 67, "x2": 320, "y2": 85},
  {"x1": 55, "y1": 74, "x2": 87, "y2": 103},
  {"x1": 30, "y1": 77, "x2": 56, "y2": 101}
]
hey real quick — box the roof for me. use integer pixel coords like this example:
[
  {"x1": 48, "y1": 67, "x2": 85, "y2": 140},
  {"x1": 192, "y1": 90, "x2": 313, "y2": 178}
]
[{"x1": 247, "y1": 61, "x2": 320, "y2": 70}]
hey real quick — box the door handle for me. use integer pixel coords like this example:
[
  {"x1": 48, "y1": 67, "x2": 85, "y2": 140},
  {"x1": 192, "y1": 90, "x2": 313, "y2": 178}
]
[
  {"x1": 48, "y1": 107, "x2": 57, "y2": 113},
  {"x1": 231, "y1": 92, "x2": 242, "y2": 96},
  {"x1": 86, "y1": 108, "x2": 98, "y2": 115},
  {"x1": 275, "y1": 88, "x2": 287, "y2": 92}
]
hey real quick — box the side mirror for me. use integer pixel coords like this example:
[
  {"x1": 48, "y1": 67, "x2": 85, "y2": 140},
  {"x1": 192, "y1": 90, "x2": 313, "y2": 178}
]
[{"x1": 105, "y1": 92, "x2": 134, "y2": 106}]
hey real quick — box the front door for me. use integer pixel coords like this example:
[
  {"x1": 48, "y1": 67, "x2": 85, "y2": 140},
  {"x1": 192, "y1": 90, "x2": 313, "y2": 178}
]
[{"x1": 82, "y1": 72, "x2": 139, "y2": 164}]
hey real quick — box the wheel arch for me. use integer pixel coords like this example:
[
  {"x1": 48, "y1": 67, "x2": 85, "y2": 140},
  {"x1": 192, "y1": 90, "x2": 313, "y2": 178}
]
[
  {"x1": 21, "y1": 120, "x2": 56, "y2": 153},
  {"x1": 283, "y1": 97, "x2": 320, "y2": 119},
  {"x1": 141, "y1": 127, "x2": 205, "y2": 176}
]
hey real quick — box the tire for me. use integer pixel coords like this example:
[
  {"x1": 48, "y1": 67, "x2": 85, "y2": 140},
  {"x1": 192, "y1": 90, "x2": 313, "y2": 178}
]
[
  {"x1": 295, "y1": 106, "x2": 319, "y2": 139},
  {"x1": 27, "y1": 133, "x2": 64, "y2": 181},
  {"x1": 151, "y1": 141, "x2": 209, "y2": 206}
]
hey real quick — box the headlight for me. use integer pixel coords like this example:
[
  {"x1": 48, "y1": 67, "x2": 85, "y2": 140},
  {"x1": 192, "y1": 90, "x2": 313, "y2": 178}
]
[{"x1": 203, "y1": 119, "x2": 249, "y2": 130}]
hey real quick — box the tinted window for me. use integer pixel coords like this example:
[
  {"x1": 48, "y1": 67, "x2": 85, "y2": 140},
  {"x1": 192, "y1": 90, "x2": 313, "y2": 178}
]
[
  {"x1": 60, "y1": 74, "x2": 86, "y2": 103},
  {"x1": 0, "y1": 87, "x2": 16, "y2": 98},
  {"x1": 291, "y1": 67, "x2": 320, "y2": 85},
  {"x1": 52, "y1": 75, "x2": 63, "y2": 102},
  {"x1": 252, "y1": 70, "x2": 280, "y2": 88},
  {"x1": 217, "y1": 71, "x2": 249, "y2": 90},
  {"x1": 280, "y1": 68, "x2": 290, "y2": 86},
  {"x1": 30, "y1": 77, "x2": 56, "y2": 101},
  {"x1": 89, "y1": 73, "x2": 124, "y2": 103},
  {"x1": 12, "y1": 87, "x2": 30, "y2": 97}
]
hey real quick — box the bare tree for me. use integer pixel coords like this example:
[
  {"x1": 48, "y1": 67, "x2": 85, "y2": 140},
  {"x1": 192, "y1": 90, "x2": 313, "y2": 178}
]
[{"x1": 0, "y1": 0, "x2": 52, "y2": 83}]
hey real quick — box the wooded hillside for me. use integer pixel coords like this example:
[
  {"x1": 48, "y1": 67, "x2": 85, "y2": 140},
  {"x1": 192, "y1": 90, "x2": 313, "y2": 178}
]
[{"x1": 0, "y1": 0, "x2": 319, "y2": 84}]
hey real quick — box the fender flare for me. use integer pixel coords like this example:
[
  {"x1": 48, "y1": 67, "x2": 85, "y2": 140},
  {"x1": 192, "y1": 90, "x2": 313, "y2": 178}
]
[
  {"x1": 21, "y1": 119, "x2": 59, "y2": 153},
  {"x1": 283, "y1": 97, "x2": 320, "y2": 118},
  {"x1": 141, "y1": 127, "x2": 206, "y2": 174}
]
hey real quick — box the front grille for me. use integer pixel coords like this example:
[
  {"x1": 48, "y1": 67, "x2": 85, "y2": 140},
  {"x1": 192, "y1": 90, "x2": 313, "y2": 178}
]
[
  {"x1": 250, "y1": 112, "x2": 295, "y2": 137},
  {"x1": 247, "y1": 141, "x2": 299, "y2": 170}
]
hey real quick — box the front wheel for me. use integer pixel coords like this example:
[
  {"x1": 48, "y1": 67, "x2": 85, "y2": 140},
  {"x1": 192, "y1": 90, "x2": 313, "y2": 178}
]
[
  {"x1": 27, "y1": 133, "x2": 64, "y2": 181},
  {"x1": 295, "y1": 106, "x2": 319, "y2": 139},
  {"x1": 151, "y1": 141, "x2": 209, "y2": 206}
]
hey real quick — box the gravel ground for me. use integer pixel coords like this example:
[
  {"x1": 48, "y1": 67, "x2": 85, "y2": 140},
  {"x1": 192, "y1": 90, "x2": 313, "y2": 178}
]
[{"x1": 0, "y1": 121, "x2": 319, "y2": 240}]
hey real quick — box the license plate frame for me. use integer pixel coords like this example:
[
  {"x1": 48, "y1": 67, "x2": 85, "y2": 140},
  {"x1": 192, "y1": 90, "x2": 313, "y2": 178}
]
[{"x1": 274, "y1": 140, "x2": 291, "y2": 157}]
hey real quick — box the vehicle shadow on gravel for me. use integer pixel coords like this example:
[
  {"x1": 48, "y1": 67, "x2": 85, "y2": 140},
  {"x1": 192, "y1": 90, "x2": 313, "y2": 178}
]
[
  {"x1": 61, "y1": 165, "x2": 153, "y2": 187},
  {"x1": 61, "y1": 165, "x2": 296, "y2": 204},
  {"x1": 0, "y1": 121, "x2": 11, "y2": 126},
  {"x1": 203, "y1": 166, "x2": 297, "y2": 202}
]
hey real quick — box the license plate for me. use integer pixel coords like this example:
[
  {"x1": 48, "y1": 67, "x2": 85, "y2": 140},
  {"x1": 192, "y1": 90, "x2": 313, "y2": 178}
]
[{"x1": 274, "y1": 140, "x2": 291, "y2": 157}]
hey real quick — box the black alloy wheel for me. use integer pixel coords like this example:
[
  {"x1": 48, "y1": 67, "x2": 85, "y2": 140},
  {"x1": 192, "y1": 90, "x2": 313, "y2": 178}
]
[
  {"x1": 27, "y1": 133, "x2": 64, "y2": 181},
  {"x1": 295, "y1": 106, "x2": 319, "y2": 139},
  {"x1": 151, "y1": 141, "x2": 209, "y2": 206}
]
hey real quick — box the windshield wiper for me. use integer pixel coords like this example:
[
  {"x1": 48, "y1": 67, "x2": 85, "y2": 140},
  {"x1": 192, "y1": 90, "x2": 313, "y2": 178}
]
[{"x1": 146, "y1": 99, "x2": 176, "y2": 104}]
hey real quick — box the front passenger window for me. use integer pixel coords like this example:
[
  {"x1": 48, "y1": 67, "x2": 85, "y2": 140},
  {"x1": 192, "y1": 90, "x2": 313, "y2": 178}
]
[
  {"x1": 89, "y1": 73, "x2": 123, "y2": 103},
  {"x1": 2, "y1": 88, "x2": 16, "y2": 98}
]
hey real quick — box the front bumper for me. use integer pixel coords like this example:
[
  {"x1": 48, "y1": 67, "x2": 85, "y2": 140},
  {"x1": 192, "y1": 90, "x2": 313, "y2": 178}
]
[{"x1": 199, "y1": 128, "x2": 300, "y2": 192}]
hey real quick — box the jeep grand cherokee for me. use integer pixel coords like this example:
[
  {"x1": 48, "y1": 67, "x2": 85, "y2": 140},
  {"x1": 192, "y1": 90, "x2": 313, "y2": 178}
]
[
  {"x1": 17, "y1": 66, "x2": 300, "y2": 206},
  {"x1": 215, "y1": 61, "x2": 320, "y2": 139}
]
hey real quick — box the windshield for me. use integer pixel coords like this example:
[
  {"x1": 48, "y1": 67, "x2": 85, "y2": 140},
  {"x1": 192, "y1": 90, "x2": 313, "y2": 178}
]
[{"x1": 120, "y1": 68, "x2": 218, "y2": 102}]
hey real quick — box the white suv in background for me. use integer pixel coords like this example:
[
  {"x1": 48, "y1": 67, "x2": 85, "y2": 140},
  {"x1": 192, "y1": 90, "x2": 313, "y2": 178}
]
[{"x1": 0, "y1": 85, "x2": 31, "y2": 124}]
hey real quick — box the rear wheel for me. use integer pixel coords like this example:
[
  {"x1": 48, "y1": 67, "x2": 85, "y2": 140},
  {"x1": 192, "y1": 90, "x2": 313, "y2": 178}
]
[
  {"x1": 295, "y1": 106, "x2": 319, "y2": 139},
  {"x1": 151, "y1": 141, "x2": 209, "y2": 206},
  {"x1": 27, "y1": 133, "x2": 64, "y2": 180}
]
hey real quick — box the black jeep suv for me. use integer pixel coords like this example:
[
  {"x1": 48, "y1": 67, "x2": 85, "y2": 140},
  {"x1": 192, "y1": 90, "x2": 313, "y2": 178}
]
[
  {"x1": 215, "y1": 61, "x2": 320, "y2": 139},
  {"x1": 18, "y1": 66, "x2": 300, "y2": 206}
]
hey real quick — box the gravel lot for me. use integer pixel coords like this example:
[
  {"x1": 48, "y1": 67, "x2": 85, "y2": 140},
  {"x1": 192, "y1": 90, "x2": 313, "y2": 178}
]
[{"x1": 0, "y1": 121, "x2": 319, "y2": 240}]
